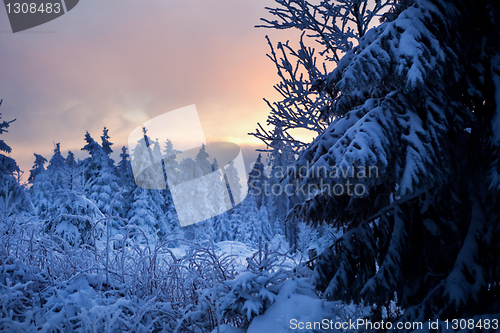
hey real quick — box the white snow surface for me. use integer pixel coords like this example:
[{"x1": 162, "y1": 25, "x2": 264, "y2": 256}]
[
  {"x1": 216, "y1": 241, "x2": 256, "y2": 266},
  {"x1": 246, "y1": 278, "x2": 350, "y2": 333}
]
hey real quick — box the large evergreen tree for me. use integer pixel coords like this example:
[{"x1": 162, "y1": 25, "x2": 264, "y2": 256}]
[
  {"x1": 127, "y1": 186, "x2": 164, "y2": 239},
  {"x1": 210, "y1": 158, "x2": 232, "y2": 242},
  {"x1": 117, "y1": 146, "x2": 134, "y2": 218},
  {"x1": 47, "y1": 143, "x2": 70, "y2": 191},
  {"x1": 235, "y1": 196, "x2": 261, "y2": 246},
  {"x1": 29, "y1": 154, "x2": 52, "y2": 217},
  {"x1": 27, "y1": 142, "x2": 104, "y2": 245},
  {"x1": 247, "y1": 153, "x2": 268, "y2": 208},
  {"x1": 28, "y1": 154, "x2": 47, "y2": 184},
  {"x1": 101, "y1": 126, "x2": 114, "y2": 157},
  {"x1": 263, "y1": 0, "x2": 500, "y2": 323},
  {"x1": 162, "y1": 140, "x2": 183, "y2": 240},
  {"x1": 265, "y1": 123, "x2": 297, "y2": 244},
  {"x1": 30, "y1": 144, "x2": 71, "y2": 218},
  {"x1": 81, "y1": 131, "x2": 122, "y2": 215}
]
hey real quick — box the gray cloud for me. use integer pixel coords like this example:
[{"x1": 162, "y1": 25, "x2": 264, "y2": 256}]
[{"x1": 0, "y1": 0, "x2": 300, "y2": 180}]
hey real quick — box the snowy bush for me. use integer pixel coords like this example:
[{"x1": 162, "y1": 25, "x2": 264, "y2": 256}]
[
  {"x1": 0, "y1": 212, "x2": 250, "y2": 332},
  {"x1": 220, "y1": 238, "x2": 295, "y2": 328}
]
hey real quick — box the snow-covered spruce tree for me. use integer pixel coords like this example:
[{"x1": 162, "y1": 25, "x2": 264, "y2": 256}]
[
  {"x1": 183, "y1": 153, "x2": 241, "y2": 240},
  {"x1": 0, "y1": 109, "x2": 28, "y2": 214},
  {"x1": 162, "y1": 139, "x2": 183, "y2": 241},
  {"x1": 117, "y1": 146, "x2": 133, "y2": 186},
  {"x1": 210, "y1": 158, "x2": 232, "y2": 242},
  {"x1": 265, "y1": 123, "x2": 297, "y2": 244},
  {"x1": 214, "y1": 211, "x2": 232, "y2": 242},
  {"x1": 257, "y1": 204, "x2": 274, "y2": 242},
  {"x1": 233, "y1": 195, "x2": 274, "y2": 246},
  {"x1": 46, "y1": 143, "x2": 70, "y2": 191},
  {"x1": 247, "y1": 153, "x2": 268, "y2": 208},
  {"x1": 81, "y1": 131, "x2": 122, "y2": 216},
  {"x1": 129, "y1": 127, "x2": 165, "y2": 191},
  {"x1": 228, "y1": 206, "x2": 242, "y2": 241},
  {"x1": 193, "y1": 144, "x2": 216, "y2": 240},
  {"x1": 65, "y1": 150, "x2": 76, "y2": 169},
  {"x1": 221, "y1": 238, "x2": 293, "y2": 328},
  {"x1": 173, "y1": 154, "x2": 212, "y2": 240},
  {"x1": 81, "y1": 131, "x2": 102, "y2": 183},
  {"x1": 279, "y1": 0, "x2": 500, "y2": 323},
  {"x1": 128, "y1": 133, "x2": 171, "y2": 239},
  {"x1": 235, "y1": 196, "x2": 261, "y2": 246},
  {"x1": 30, "y1": 144, "x2": 70, "y2": 218},
  {"x1": 116, "y1": 146, "x2": 134, "y2": 218},
  {"x1": 64, "y1": 150, "x2": 84, "y2": 193},
  {"x1": 127, "y1": 186, "x2": 162, "y2": 239},
  {"x1": 28, "y1": 154, "x2": 51, "y2": 216},
  {"x1": 45, "y1": 187, "x2": 104, "y2": 246},
  {"x1": 100, "y1": 126, "x2": 114, "y2": 157},
  {"x1": 28, "y1": 153, "x2": 46, "y2": 185},
  {"x1": 33, "y1": 143, "x2": 104, "y2": 245},
  {"x1": 223, "y1": 160, "x2": 243, "y2": 207}
]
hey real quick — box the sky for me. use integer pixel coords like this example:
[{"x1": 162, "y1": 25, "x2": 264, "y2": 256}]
[{"x1": 0, "y1": 0, "x2": 312, "y2": 182}]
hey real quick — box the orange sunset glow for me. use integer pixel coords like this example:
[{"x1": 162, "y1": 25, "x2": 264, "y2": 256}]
[{"x1": 0, "y1": 0, "x2": 304, "y2": 180}]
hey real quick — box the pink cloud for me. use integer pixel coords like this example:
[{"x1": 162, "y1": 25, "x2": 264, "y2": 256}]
[{"x1": 0, "y1": 0, "x2": 299, "y2": 180}]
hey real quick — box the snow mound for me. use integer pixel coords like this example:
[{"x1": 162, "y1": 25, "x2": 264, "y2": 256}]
[
  {"x1": 216, "y1": 241, "x2": 256, "y2": 268},
  {"x1": 247, "y1": 278, "x2": 343, "y2": 333}
]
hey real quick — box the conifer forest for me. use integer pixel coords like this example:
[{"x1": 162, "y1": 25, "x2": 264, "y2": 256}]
[{"x1": 1, "y1": 0, "x2": 499, "y2": 332}]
